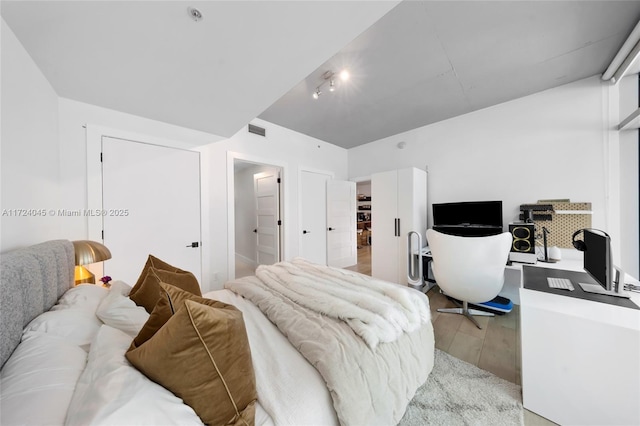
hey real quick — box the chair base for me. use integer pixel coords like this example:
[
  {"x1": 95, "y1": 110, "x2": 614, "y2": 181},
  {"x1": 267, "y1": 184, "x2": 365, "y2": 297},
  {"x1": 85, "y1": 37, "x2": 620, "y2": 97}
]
[{"x1": 437, "y1": 300, "x2": 494, "y2": 329}]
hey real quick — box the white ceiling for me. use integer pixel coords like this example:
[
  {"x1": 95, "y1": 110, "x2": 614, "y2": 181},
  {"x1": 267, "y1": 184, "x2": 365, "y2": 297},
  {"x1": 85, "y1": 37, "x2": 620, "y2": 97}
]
[
  {"x1": 1, "y1": 0, "x2": 398, "y2": 139},
  {"x1": 3, "y1": 1, "x2": 639, "y2": 150},
  {"x1": 260, "y1": 1, "x2": 640, "y2": 148}
]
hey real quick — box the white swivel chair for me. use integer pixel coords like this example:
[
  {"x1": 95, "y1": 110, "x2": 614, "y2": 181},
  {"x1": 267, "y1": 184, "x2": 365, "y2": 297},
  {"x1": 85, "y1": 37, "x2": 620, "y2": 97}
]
[{"x1": 426, "y1": 229, "x2": 512, "y2": 329}]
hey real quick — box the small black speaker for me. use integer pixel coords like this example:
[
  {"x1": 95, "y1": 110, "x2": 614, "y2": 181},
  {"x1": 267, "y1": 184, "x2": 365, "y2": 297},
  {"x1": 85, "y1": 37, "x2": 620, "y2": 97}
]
[{"x1": 509, "y1": 223, "x2": 535, "y2": 254}]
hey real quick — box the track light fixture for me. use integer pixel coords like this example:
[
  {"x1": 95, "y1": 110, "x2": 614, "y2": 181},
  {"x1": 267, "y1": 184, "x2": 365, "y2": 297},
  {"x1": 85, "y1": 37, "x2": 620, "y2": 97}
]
[{"x1": 312, "y1": 69, "x2": 349, "y2": 99}]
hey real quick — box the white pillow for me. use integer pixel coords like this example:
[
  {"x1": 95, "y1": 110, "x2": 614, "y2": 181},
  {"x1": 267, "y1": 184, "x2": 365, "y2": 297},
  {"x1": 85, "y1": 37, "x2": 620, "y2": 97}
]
[
  {"x1": 96, "y1": 289, "x2": 149, "y2": 336},
  {"x1": 1, "y1": 333, "x2": 87, "y2": 426},
  {"x1": 52, "y1": 284, "x2": 109, "y2": 312},
  {"x1": 22, "y1": 309, "x2": 102, "y2": 351},
  {"x1": 108, "y1": 280, "x2": 133, "y2": 296},
  {"x1": 65, "y1": 325, "x2": 203, "y2": 426}
]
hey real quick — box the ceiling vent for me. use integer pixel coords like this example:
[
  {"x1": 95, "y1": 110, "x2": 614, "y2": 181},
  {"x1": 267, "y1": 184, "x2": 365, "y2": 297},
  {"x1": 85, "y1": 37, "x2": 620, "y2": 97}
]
[{"x1": 248, "y1": 124, "x2": 266, "y2": 137}]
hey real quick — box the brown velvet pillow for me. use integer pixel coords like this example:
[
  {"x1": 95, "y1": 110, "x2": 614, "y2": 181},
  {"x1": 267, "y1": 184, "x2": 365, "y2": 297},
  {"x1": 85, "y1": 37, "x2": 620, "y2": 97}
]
[
  {"x1": 126, "y1": 299, "x2": 257, "y2": 426},
  {"x1": 129, "y1": 268, "x2": 201, "y2": 314},
  {"x1": 131, "y1": 282, "x2": 228, "y2": 349},
  {"x1": 130, "y1": 255, "x2": 185, "y2": 296}
]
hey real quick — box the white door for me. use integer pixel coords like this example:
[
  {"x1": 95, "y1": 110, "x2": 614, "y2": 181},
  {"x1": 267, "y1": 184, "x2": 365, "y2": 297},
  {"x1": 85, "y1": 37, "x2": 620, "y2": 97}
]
[
  {"x1": 300, "y1": 170, "x2": 330, "y2": 264},
  {"x1": 327, "y1": 180, "x2": 357, "y2": 268},
  {"x1": 102, "y1": 137, "x2": 201, "y2": 284},
  {"x1": 254, "y1": 171, "x2": 280, "y2": 265},
  {"x1": 371, "y1": 170, "x2": 399, "y2": 283}
]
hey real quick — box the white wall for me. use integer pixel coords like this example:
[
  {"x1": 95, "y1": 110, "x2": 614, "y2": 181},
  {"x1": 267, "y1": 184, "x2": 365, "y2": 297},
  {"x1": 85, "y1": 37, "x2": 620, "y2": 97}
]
[
  {"x1": 348, "y1": 76, "x2": 637, "y2": 275},
  {"x1": 205, "y1": 118, "x2": 348, "y2": 290},
  {"x1": 1, "y1": 19, "x2": 62, "y2": 252},
  {"x1": 57, "y1": 98, "x2": 223, "y2": 286},
  {"x1": 0, "y1": 19, "x2": 227, "y2": 264},
  {"x1": 58, "y1": 97, "x2": 221, "y2": 240},
  {"x1": 617, "y1": 75, "x2": 639, "y2": 277},
  {"x1": 4, "y1": 78, "x2": 347, "y2": 291},
  {"x1": 8, "y1": 8, "x2": 633, "y2": 279}
]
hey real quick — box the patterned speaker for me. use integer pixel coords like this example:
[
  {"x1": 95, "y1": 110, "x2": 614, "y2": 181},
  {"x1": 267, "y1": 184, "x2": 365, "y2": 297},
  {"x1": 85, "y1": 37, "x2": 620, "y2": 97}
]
[{"x1": 508, "y1": 223, "x2": 537, "y2": 263}]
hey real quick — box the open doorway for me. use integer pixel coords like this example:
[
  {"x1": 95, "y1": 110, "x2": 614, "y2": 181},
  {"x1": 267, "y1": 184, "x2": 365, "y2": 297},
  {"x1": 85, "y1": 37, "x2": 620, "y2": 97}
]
[
  {"x1": 351, "y1": 180, "x2": 372, "y2": 275},
  {"x1": 234, "y1": 159, "x2": 283, "y2": 279}
]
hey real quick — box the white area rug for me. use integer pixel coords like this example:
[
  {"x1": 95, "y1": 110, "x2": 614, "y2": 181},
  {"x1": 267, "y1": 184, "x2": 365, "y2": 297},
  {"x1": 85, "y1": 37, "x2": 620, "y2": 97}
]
[{"x1": 399, "y1": 349, "x2": 524, "y2": 426}]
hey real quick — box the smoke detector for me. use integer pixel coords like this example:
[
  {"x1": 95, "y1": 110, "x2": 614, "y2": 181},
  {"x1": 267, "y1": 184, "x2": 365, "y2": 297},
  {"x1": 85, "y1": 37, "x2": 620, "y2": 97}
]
[{"x1": 187, "y1": 7, "x2": 203, "y2": 22}]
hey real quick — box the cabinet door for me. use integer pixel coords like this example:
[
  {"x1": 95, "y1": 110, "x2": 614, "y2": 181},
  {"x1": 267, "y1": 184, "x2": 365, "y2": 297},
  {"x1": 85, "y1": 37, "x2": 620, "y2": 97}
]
[
  {"x1": 371, "y1": 170, "x2": 399, "y2": 283},
  {"x1": 371, "y1": 168, "x2": 427, "y2": 285}
]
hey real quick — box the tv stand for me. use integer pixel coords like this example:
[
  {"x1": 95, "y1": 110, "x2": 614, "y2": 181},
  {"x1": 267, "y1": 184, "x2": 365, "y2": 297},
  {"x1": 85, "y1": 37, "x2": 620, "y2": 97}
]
[{"x1": 432, "y1": 224, "x2": 502, "y2": 237}]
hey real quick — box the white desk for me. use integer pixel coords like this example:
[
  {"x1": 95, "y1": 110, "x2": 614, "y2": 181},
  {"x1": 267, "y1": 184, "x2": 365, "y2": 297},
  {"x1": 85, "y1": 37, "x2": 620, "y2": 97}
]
[
  {"x1": 502, "y1": 250, "x2": 584, "y2": 304},
  {"x1": 419, "y1": 247, "x2": 583, "y2": 303},
  {"x1": 520, "y1": 267, "x2": 640, "y2": 425}
]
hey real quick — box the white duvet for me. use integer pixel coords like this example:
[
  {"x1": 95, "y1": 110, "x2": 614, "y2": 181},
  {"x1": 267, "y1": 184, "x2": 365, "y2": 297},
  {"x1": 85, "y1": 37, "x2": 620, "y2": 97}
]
[
  {"x1": 1, "y1": 270, "x2": 434, "y2": 426},
  {"x1": 251, "y1": 258, "x2": 431, "y2": 349},
  {"x1": 205, "y1": 289, "x2": 339, "y2": 426},
  {"x1": 224, "y1": 260, "x2": 435, "y2": 426}
]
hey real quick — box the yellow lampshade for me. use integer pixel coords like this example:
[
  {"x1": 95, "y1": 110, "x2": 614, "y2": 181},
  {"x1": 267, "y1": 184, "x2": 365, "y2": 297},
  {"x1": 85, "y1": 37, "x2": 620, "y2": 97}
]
[
  {"x1": 74, "y1": 265, "x2": 95, "y2": 285},
  {"x1": 72, "y1": 240, "x2": 112, "y2": 285}
]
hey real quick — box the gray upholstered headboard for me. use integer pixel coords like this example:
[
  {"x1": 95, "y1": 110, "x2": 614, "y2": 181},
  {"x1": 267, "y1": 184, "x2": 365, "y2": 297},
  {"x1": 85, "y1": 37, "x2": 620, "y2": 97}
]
[{"x1": 0, "y1": 240, "x2": 74, "y2": 368}]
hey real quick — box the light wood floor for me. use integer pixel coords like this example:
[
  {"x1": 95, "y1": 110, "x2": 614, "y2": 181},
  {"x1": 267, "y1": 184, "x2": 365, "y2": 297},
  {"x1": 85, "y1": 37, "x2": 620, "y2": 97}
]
[
  {"x1": 346, "y1": 245, "x2": 556, "y2": 426},
  {"x1": 235, "y1": 255, "x2": 257, "y2": 279},
  {"x1": 347, "y1": 245, "x2": 520, "y2": 383},
  {"x1": 429, "y1": 289, "x2": 520, "y2": 383},
  {"x1": 345, "y1": 244, "x2": 371, "y2": 275}
]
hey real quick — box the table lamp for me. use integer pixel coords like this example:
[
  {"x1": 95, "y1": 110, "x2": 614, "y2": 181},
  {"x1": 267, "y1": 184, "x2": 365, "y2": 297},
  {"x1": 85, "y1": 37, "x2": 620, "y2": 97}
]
[{"x1": 72, "y1": 240, "x2": 112, "y2": 285}]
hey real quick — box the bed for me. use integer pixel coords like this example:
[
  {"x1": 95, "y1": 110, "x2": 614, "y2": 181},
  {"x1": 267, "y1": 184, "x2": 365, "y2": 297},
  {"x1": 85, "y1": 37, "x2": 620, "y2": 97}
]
[{"x1": 0, "y1": 240, "x2": 435, "y2": 425}]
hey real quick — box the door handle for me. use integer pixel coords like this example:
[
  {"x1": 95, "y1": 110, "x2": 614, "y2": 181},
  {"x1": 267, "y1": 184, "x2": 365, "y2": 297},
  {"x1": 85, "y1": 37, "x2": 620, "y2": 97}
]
[
  {"x1": 186, "y1": 242, "x2": 199, "y2": 248},
  {"x1": 328, "y1": 227, "x2": 334, "y2": 231},
  {"x1": 253, "y1": 229, "x2": 257, "y2": 233},
  {"x1": 394, "y1": 218, "x2": 399, "y2": 237},
  {"x1": 303, "y1": 230, "x2": 311, "y2": 234}
]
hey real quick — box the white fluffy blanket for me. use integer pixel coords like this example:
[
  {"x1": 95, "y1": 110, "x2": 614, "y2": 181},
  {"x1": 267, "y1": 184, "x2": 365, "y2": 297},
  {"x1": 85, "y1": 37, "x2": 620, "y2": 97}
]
[
  {"x1": 254, "y1": 258, "x2": 430, "y2": 349},
  {"x1": 225, "y1": 259, "x2": 435, "y2": 425}
]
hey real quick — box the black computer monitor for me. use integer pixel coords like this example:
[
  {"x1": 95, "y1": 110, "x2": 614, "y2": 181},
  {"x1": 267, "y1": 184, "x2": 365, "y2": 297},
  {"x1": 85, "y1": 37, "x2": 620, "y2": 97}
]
[{"x1": 583, "y1": 229, "x2": 614, "y2": 291}]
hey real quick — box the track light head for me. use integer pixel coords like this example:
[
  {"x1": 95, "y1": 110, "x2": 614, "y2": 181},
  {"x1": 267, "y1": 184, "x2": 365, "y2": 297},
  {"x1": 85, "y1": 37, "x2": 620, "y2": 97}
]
[{"x1": 312, "y1": 69, "x2": 349, "y2": 99}]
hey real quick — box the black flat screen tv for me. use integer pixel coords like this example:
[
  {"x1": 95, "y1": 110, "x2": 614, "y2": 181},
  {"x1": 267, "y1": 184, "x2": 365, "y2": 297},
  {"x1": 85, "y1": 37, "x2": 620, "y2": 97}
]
[{"x1": 432, "y1": 200, "x2": 503, "y2": 236}]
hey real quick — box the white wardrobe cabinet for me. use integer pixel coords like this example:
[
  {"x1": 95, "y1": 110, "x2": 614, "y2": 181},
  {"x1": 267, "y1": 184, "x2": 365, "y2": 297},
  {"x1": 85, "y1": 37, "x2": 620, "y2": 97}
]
[{"x1": 371, "y1": 167, "x2": 427, "y2": 285}]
